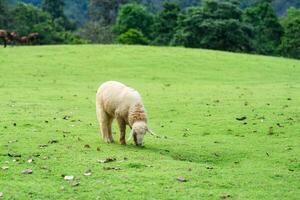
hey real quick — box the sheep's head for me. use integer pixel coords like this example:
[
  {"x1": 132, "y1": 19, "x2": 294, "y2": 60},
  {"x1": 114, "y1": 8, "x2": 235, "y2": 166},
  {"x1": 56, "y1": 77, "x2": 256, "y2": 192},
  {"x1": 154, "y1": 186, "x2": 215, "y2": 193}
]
[{"x1": 130, "y1": 121, "x2": 148, "y2": 146}]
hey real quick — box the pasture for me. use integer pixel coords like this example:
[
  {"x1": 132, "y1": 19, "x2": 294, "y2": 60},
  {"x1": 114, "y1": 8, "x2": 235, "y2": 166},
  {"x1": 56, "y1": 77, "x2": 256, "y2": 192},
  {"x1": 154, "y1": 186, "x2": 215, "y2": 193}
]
[{"x1": 0, "y1": 45, "x2": 299, "y2": 199}]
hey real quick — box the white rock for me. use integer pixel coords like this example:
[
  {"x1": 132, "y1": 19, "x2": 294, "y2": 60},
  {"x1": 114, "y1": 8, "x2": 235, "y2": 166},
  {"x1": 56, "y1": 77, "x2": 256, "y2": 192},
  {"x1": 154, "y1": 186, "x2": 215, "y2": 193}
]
[{"x1": 64, "y1": 176, "x2": 74, "y2": 181}]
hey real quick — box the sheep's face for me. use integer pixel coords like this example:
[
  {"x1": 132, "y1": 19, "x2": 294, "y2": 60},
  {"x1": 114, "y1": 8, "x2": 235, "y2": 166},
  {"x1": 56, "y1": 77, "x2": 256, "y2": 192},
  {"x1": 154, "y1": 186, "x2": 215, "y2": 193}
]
[{"x1": 132, "y1": 121, "x2": 147, "y2": 146}]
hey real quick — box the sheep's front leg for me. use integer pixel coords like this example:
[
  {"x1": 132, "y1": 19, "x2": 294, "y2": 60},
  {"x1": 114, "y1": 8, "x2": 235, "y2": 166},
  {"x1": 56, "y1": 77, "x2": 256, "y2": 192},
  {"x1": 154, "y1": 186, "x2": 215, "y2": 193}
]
[{"x1": 117, "y1": 117, "x2": 126, "y2": 145}]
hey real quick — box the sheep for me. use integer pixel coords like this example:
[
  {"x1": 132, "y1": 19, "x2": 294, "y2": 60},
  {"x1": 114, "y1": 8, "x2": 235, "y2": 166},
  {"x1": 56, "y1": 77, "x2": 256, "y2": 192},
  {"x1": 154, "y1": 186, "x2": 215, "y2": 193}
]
[{"x1": 96, "y1": 81, "x2": 156, "y2": 146}]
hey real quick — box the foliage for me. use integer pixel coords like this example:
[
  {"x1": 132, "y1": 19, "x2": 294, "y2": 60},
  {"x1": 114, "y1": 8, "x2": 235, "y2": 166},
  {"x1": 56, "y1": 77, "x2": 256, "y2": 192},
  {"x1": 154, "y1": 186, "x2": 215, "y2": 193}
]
[
  {"x1": 117, "y1": 28, "x2": 149, "y2": 45},
  {"x1": 42, "y1": 0, "x2": 64, "y2": 19},
  {"x1": 153, "y1": 2, "x2": 181, "y2": 45},
  {"x1": 280, "y1": 8, "x2": 300, "y2": 59},
  {"x1": 2, "y1": 0, "x2": 300, "y2": 59},
  {"x1": 0, "y1": 0, "x2": 9, "y2": 28},
  {"x1": 173, "y1": 0, "x2": 254, "y2": 52},
  {"x1": 243, "y1": 1, "x2": 283, "y2": 55},
  {"x1": 114, "y1": 3, "x2": 154, "y2": 39},
  {"x1": 9, "y1": 3, "x2": 52, "y2": 35},
  {"x1": 7, "y1": 0, "x2": 300, "y2": 26},
  {"x1": 64, "y1": 0, "x2": 88, "y2": 26},
  {"x1": 42, "y1": 0, "x2": 75, "y2": 31},
  {"x1": 79, "y1": 21, "x2": 113, "y2": 44},
  {"x1": 88, "y1": 0, "x2": 132, "y2": 25},
  {"x1": 7, "y1": 3, "x2": 82, "y2": 44},
  {"x1": 58, "y1": 31, "x2": 89, "y2": 44}
]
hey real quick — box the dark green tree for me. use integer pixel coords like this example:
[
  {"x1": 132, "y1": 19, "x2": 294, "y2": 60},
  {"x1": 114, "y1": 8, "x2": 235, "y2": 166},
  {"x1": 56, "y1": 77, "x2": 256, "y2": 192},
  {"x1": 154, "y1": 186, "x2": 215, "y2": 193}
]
[
  {"x1": 153, "y1": 1, "x2": 180, "y2": 45},
  {"x1": 88, "y1": 0, "x2": 133, "y2": 25},
  {"x1": 10, "y1": 3, "x2": 52, "y2": 35},
  {"x1": 280, "y1": 8, "x2": 300, "y2": 59},
  {"x1": 0, "y1": 0, "x2": 9, "y2": 28},
  {"x1": 173, "y1": 0, "x2": 254, "y2": 52},
  {"x1": 243, "y1": 0, "x2": 283, "y2": 55},
  {"x1": 42, "y1": 0, "x2": 76, "y2": 30},
  {"x1": 114, "y1": 3, "x2": 154, "y2": 39},
  {"x1": 79, "y1": 21, "x2": 113, "y2": 43},
  {"x1": 42, "y1": 0, "x2": 65, "y2": 19},
  {"x1": 10, "y1": 3, "x2": 84, "y2": 44}
]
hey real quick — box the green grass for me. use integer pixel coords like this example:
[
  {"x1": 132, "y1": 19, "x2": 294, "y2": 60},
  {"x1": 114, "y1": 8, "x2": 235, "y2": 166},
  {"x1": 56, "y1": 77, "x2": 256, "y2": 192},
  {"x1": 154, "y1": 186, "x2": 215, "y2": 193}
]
[{"x1": 0, "y1": 45, "x2": 299, "y2": 200}]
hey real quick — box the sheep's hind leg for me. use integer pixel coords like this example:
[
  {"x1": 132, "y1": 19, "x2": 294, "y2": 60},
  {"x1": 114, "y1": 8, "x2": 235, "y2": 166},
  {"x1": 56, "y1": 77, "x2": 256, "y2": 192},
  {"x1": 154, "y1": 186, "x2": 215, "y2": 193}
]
[
  {"x1": 117, "y1": 117, "x2": 126, "y2": 145},
  {"x1": 107, "y1": 117, "x2": 114, "y2": 143},
  {"x1": 96, "y1": 105, "x2": 111, "y2": 142}
]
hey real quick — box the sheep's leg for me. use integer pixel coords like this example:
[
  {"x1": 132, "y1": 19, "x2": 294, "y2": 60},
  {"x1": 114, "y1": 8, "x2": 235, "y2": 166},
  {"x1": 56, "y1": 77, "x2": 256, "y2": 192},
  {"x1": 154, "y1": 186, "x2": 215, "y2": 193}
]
[
  {"x1": 107, "y1": 117, "x2": 114, "y2": 143},
  {"x1": 117, "y1": 117, "x2": 126, "y2": 145},
  {"x1": 96, "y1": 103, "x2": 110, "y2": 142}
]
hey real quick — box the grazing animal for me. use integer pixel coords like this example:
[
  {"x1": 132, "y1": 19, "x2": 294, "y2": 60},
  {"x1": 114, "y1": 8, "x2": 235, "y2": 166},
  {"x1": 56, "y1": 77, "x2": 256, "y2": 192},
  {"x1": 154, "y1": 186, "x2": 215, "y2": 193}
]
[
  {"x1": 0, "y1": 29, "x2": 8, "y2": 48},
  {"x1": 19, "y1": 36, "x2": 29, "y2": 45},
  {"x1": 28, "y1": 32, "x2": 39, "y2": 43},
  {"x1": 96, "y1": 81, "x2": 156, "y2": 146},
  {"x1": 7, "y1": 32, "x2": 18, "y2": 46},
  {"x1": 0, "y1": 30, "x2": 19, "y2": 47}
]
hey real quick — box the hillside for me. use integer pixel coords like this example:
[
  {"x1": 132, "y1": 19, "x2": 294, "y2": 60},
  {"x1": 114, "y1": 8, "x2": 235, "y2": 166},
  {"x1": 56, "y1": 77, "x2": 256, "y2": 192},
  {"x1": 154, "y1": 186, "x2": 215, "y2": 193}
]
[{"x1": 0, "y1": 45, "x2": 299, "y2": 199}]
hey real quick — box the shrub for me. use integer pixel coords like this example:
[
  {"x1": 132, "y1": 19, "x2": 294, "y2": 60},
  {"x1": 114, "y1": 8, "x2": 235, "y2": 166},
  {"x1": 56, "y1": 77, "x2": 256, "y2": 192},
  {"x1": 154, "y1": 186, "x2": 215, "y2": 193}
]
[
  {"x1": 114, "y1": 3, "x2": 153, "y2": 38},
  {"x1": 117, "y1": 29, "x2": 149, "y2": 45}
]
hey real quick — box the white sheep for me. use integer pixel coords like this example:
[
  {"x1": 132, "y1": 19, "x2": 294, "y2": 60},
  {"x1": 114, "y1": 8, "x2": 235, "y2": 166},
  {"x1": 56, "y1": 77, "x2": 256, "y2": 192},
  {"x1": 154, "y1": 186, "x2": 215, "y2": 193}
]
[{"x1": 96, "y1": 81, "x2": 156, "y2": 146}]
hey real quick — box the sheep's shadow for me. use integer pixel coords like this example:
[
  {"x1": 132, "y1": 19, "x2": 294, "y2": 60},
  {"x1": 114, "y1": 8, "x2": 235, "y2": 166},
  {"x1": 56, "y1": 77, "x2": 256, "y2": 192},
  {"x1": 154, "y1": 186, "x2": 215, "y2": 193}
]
[{"x1": 111, "y1": 141, "x2": 228, "y2": 165}]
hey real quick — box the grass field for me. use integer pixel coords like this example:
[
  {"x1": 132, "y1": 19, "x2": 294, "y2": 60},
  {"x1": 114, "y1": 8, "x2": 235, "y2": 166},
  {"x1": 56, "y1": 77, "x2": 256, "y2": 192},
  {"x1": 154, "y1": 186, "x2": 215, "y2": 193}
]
[{"x1": 0, "y1": 45, "x2": 299, "y2": 200}]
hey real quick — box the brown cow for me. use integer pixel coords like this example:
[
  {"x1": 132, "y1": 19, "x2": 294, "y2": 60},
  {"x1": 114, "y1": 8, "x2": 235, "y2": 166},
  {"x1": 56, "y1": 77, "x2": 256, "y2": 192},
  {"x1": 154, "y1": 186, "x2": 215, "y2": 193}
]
[
  {"x1": 19, "y1": 36, "x2": 29, "y2": 45},
  {"x1": 28, "y1": 32, "x2": 39, "y2": 43},
  {"x1": 7, "y1": 32, "x2": 18, "y2": 46},
  {"x1": 0, "y1": 29, "x2": 8, "y2": 48}
]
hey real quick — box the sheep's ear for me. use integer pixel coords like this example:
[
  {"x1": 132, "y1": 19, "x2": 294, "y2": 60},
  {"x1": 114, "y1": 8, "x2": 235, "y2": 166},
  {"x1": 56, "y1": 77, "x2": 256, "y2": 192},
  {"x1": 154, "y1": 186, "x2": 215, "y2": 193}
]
[{"x1": 147, "y1": 129, "x2": 160, "y2": 138}]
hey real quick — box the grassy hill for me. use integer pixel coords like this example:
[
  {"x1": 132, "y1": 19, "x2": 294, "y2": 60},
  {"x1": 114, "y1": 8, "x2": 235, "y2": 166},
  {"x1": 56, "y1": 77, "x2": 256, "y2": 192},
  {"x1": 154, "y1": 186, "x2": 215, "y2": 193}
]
[{"x1": 0, "y1": 45, "x2": 299, "y2": 199}]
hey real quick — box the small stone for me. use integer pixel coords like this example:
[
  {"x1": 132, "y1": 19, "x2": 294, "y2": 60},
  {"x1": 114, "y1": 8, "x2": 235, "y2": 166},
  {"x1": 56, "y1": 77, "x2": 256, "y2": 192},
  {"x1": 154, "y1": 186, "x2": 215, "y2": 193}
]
[
  {"x1": 1, "y1": 166, "x2": 9, "y2": 170},
  {"x1": 22, "y1": 169, "x2": 33, "y2": 174},
  {"x1": 97, "y1": 158, "x2": 116, "y2": 163},
  {"x1": 0, "y1": 192, "x2": 3, "y2": 197},
  {"x1": 42, "y1": 156, "x2": 49, "y2": 160},
  {"x1": 64, "y1": 176, "x2": 74, "y2": 181},
  {"x1": 103, "y1": 166, "x2": 120, "y2": 170},
  {"x1": 71, "y1": 181, "x2": 80, "y2": 187},
  {"x1": 177, "y1": 177, "x2": 187, "y2": 182},
  {"x1": 39, "y1": 144, "x2": 48, "y2": 148},
  {"x1": 84, "y1": 170, "x2": 92, "y2": 176}
]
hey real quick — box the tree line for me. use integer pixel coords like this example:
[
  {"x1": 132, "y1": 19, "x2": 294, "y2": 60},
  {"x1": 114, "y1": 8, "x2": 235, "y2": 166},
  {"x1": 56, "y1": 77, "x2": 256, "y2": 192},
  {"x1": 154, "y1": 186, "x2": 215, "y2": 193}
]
[{"x1": 0, "y1": 0, "x2": 299, "y2": 59}]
